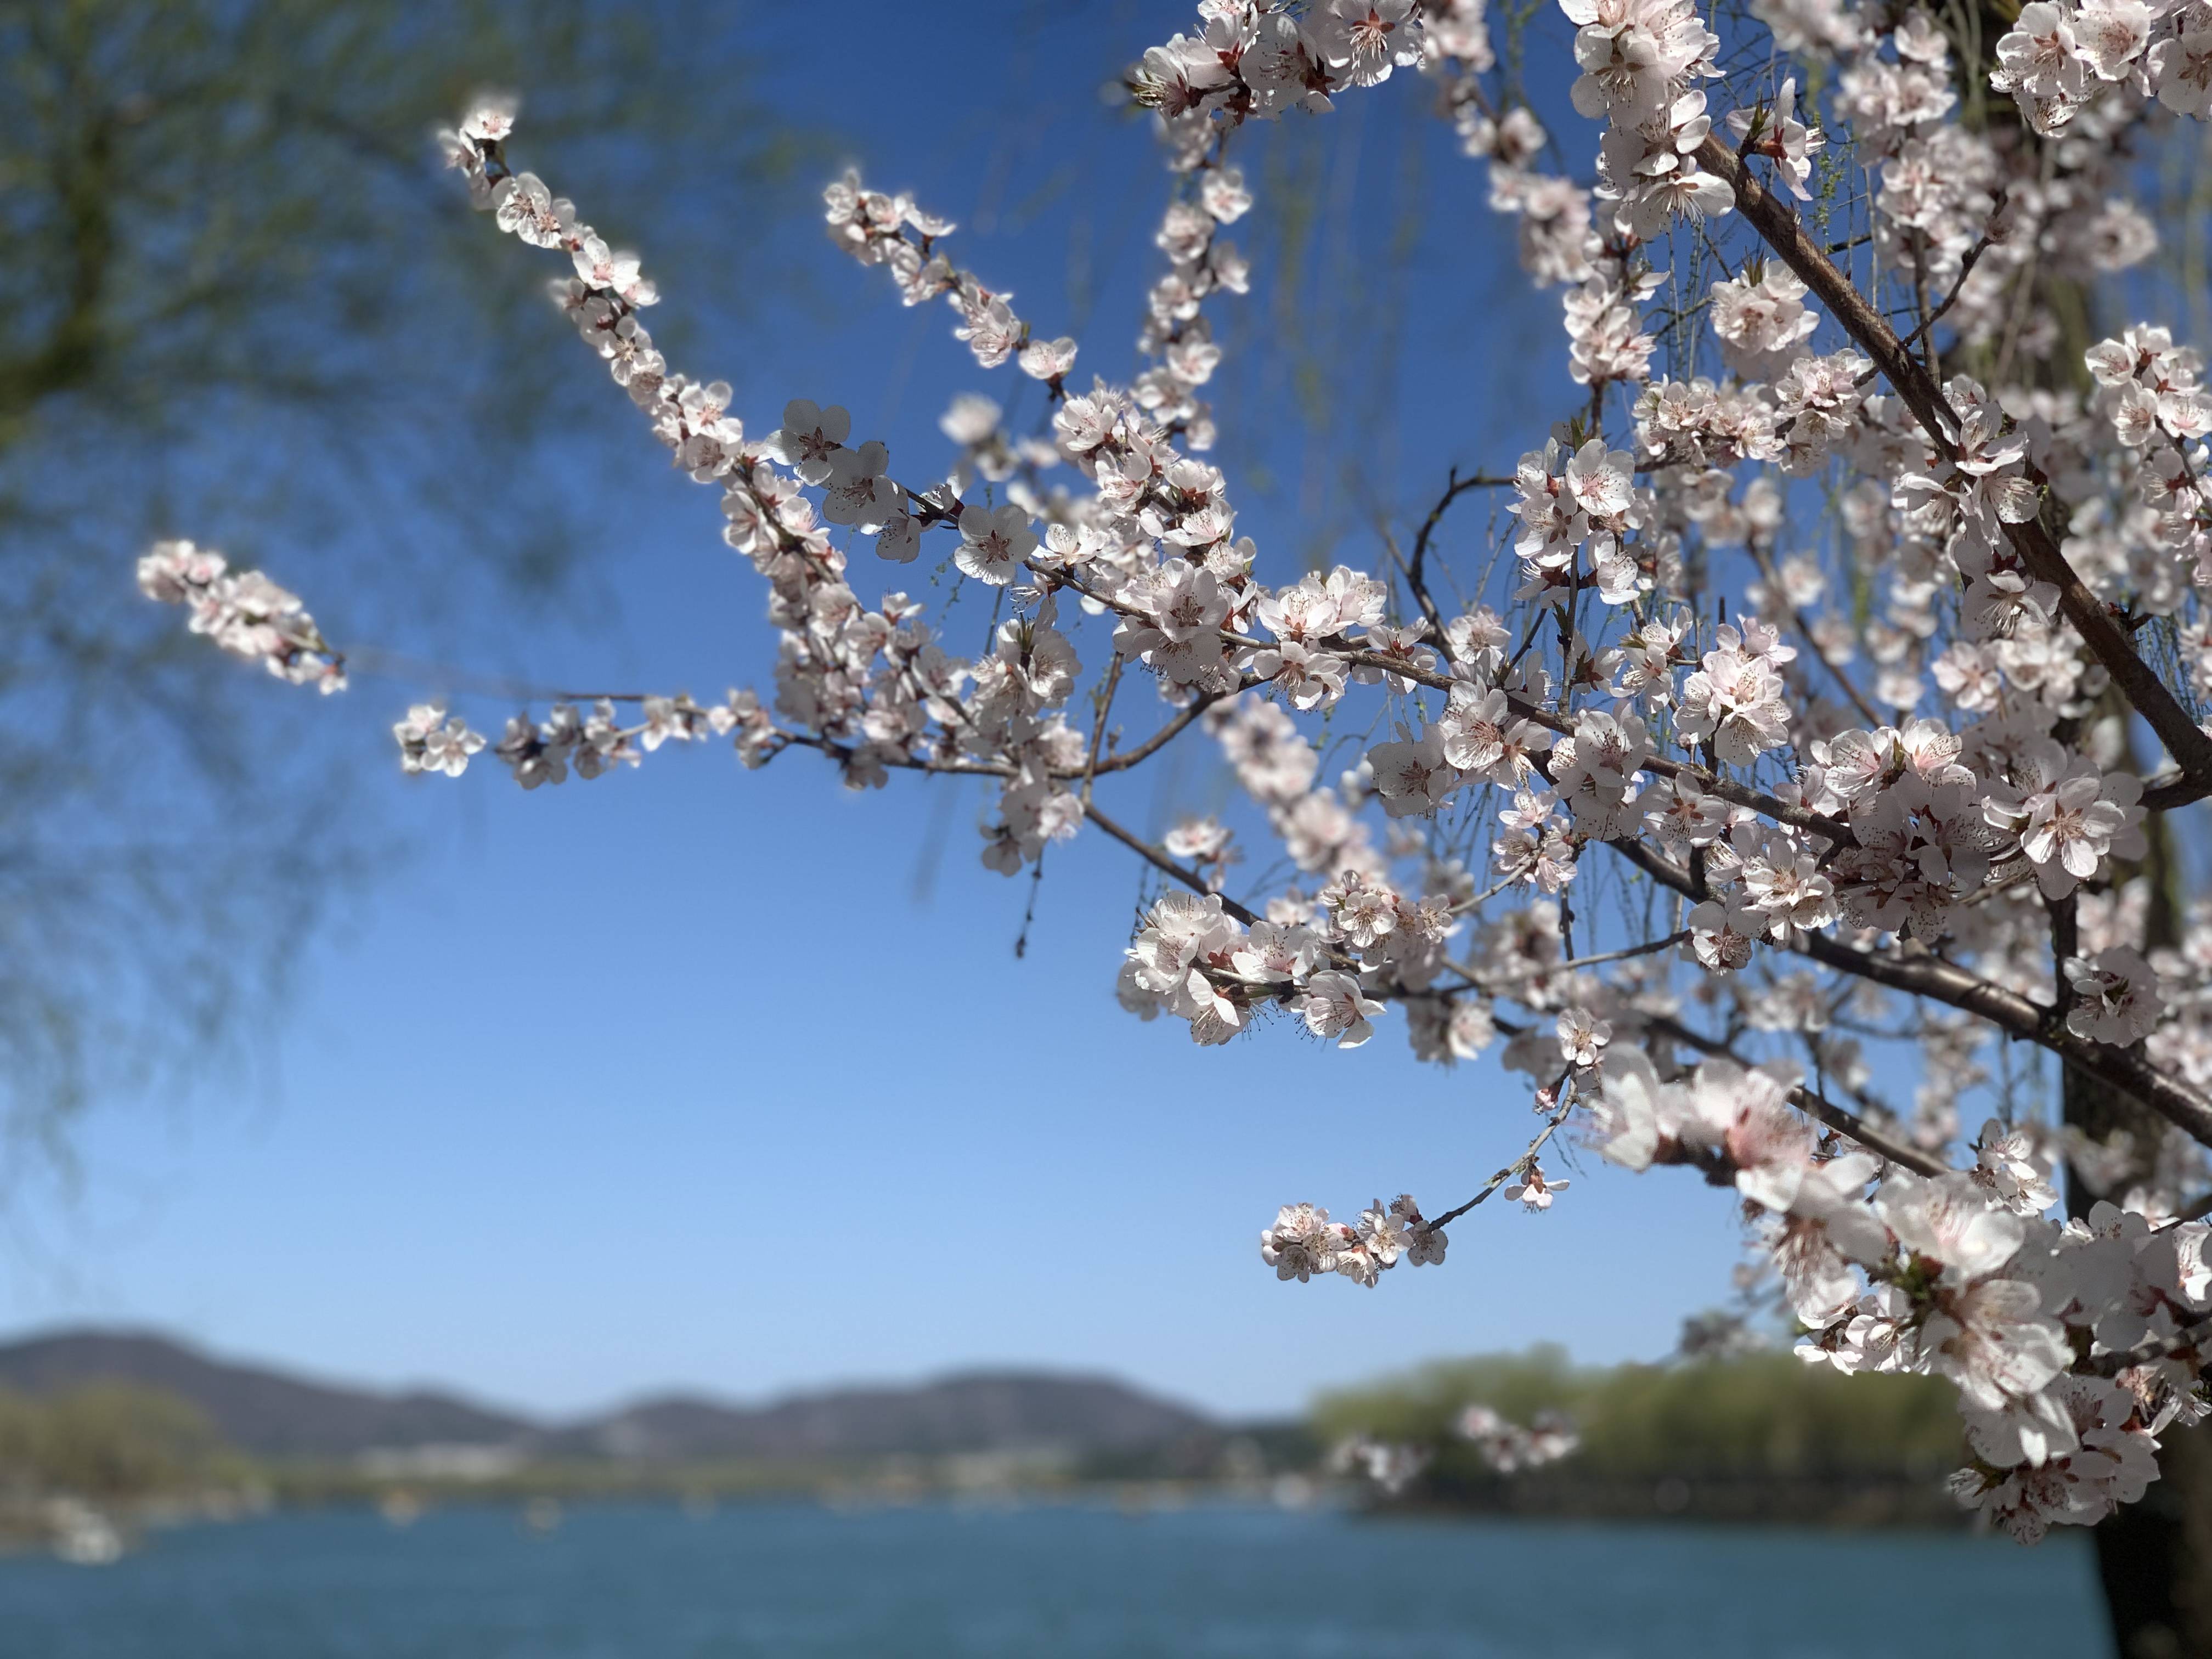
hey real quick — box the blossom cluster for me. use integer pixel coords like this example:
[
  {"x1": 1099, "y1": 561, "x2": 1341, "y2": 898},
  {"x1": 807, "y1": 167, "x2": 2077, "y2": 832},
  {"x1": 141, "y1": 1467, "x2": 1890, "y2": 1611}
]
[
  {"x1": 1260, "y1": 1195, "x2": 1447, "y2": 1286},
  {"x1": 136, "y1": 540, "x2": 345, "y2": 693},
  {"x1": 1587, "y1": 1050, "x2": 2204, "y2": 1542},
  {"x1": 1992, "y1": 0, "x2": 2212, "y2": 132},
  {"x1": 1456, "y1": 1402, "x2": 1581, "y2": 1474},
  {"x1": 1328, "y1": 1399, "x2": 1579, "y2": 1502},
  {"x1": 1327, "y1": 1434, "x2": 1433, "y2": 1495}
]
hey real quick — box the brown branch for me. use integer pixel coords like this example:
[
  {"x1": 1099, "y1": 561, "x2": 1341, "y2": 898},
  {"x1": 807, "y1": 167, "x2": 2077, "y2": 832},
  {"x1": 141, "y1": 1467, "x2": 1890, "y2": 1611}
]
[
  {"x1": 2088, "y1": 1312, "x2": 2212, "y2": 1377},
  {"x1": 1607, "y1": 837, "x2": 2212, "y2": 1149},
  {"x1": 1073, "y1": 682, "x2": 1248, "y2": 780},
  {"x1": 1044, "y1": 566, "x2": 1850, "y2": 846},
  {"x1": 1079, "y1": 656, "x2": 1123, "y2": 807},
  {"x1": 1452, "y1": 929, "x2": 1691, "y2": 993},
  {"x1": 1790, "y1": 1084, "x2": 1950, "y2": 1178},
  {"x1": 2141, "y1": 773, "x2": 2210, "y2": 812},
  {"x1": 1643, "y1": 1010, "x2": 1951, "y2": 1176},
  {"x1": 1083, "y1": 802, "x2": 1260, "y2": 926},
  {"x1": 778, "y1": 732, "x2": 1010, "y2": 778},
  {"x1": 1040, "y1": 556, "x2": 1857, "y2": 847},
  {"x1": 1886, "y1": 206, "x2": 2004, "y2": 371}
]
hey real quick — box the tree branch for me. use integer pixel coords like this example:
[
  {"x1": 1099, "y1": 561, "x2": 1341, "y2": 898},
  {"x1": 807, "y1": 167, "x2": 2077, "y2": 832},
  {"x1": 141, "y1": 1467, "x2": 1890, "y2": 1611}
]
[
  {"x1": 1082, "y1": 802, "x2": 1260, "y2": 926},
  {"x1": 1608, "y1": 837, "x2": 2212, "y2": 1148}
]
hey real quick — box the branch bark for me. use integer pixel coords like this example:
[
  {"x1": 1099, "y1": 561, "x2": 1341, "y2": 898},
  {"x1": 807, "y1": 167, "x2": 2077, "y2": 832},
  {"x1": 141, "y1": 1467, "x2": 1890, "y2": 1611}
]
[{"x1": 1607, "y1": 837, "x2": 2212, "y2": 1148}]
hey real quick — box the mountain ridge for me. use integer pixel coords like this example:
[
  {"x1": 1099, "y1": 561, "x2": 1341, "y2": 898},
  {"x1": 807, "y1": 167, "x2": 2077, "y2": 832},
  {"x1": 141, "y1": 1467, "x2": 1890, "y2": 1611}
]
[
  {"x1": 552, "y1": 1369, "x2": 1215, "y2": 1460},
  {"x1": 0, "y1": 1327, "x2": 1215, "y2": 1462}
]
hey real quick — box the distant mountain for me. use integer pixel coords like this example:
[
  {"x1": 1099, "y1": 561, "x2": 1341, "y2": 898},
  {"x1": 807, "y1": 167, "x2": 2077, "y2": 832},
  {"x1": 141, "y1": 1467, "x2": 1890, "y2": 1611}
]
[
  {"x1": 0, "y1": 1329, "x2": 534, "y2": 1458},
  {"x1": 0, "y1": 1329, "x2": 1216, "y2": 1464},
  {"x1": 552, "y1": 1372, "x2": 1215, "y2": 1462}
]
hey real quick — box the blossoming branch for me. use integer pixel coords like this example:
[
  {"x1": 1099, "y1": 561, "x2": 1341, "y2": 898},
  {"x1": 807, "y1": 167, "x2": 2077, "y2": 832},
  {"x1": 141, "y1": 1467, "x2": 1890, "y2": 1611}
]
[{"x1": 140, "y1": 0, "x2": 2212, "y2": 1545}]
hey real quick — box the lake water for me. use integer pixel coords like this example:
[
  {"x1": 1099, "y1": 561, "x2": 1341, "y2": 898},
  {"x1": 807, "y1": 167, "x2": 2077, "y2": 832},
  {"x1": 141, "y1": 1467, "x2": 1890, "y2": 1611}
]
[{"x1": 0, "y1": 1500, "x2": 2113, "y2": 1658}]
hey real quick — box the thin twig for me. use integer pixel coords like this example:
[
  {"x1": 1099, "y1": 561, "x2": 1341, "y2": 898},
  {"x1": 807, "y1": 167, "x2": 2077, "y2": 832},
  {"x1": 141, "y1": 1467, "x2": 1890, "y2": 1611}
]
[
  {"x1": 1423, "y1": 1069, "x2": 1580, "y2": 1232},
  {"x1": 1080, "y1": 656, "x2": 1124, "y2": 807},
  {"x1": 1406, "y1": 467, "x2": 1516, "y2": 654}
]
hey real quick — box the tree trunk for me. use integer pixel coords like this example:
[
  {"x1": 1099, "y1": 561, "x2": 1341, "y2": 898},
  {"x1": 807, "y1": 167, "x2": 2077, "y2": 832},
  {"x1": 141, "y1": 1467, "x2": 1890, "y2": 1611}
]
[
  {"x1": 2083, "y1": 1405, "x2": 2212, "y2": 1659},
  {"x1": 2066, "y1": 1059, "x2": 2212, "y2": 1657},
  {"x1": 2065, "y1": 808, "x2": 2212, "y2": 1657}
]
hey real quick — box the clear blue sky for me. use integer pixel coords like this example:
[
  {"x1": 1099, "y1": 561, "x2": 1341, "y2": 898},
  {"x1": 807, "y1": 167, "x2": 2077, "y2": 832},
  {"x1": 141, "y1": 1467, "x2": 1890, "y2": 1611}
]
[{"x1": 0, "y1": 1, "x2": 1749, "y2": 1421}]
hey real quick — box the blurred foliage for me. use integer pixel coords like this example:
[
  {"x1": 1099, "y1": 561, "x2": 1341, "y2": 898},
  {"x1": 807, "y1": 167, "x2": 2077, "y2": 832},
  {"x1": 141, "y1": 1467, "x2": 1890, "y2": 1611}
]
[
  {"x1": 0, "y1": 1, "x2": 811, "y2": 1176},
  {"x1": 0, "y1": 1384, "x2": 228, "y2": 1499},
  {"x1": 1316, "y1": 1345, "x2": 1965, "y2": 1486},
  {"x1": 0, "y1": 0, "x2": 803, "y2": 455}
]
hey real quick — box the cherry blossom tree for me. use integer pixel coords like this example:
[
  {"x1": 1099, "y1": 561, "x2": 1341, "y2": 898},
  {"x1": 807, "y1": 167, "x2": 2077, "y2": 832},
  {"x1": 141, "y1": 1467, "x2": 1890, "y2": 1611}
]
[{"x1": 145, "y1": 2, "x2": 2212, "y2": 1643}]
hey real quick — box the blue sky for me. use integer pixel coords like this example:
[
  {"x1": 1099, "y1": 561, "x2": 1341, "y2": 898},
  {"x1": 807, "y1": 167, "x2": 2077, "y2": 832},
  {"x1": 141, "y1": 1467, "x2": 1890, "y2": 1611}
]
[{"x1": 0, "y1": 1, "x2": 1754, "y2": 1421}]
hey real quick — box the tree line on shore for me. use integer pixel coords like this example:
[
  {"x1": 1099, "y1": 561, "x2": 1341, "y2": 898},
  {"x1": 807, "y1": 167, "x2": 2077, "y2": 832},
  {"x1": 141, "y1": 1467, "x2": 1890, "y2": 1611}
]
[
  {"x1": 1317, "y1": 1345, "x2": 1971, "y2": 1524},
  {"x1": 0, "y1": 1385, "x2": 240, "y2": 1509},
  {"x1": 0, "y1": 1347, "x2": 1977, "y2": 1527}
]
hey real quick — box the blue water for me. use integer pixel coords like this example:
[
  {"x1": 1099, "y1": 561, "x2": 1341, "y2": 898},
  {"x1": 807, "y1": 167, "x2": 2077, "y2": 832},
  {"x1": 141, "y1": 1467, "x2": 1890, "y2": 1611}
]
[{"x1": 0, "y1": 1501, "x2": 2112, "y2": 1658}]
